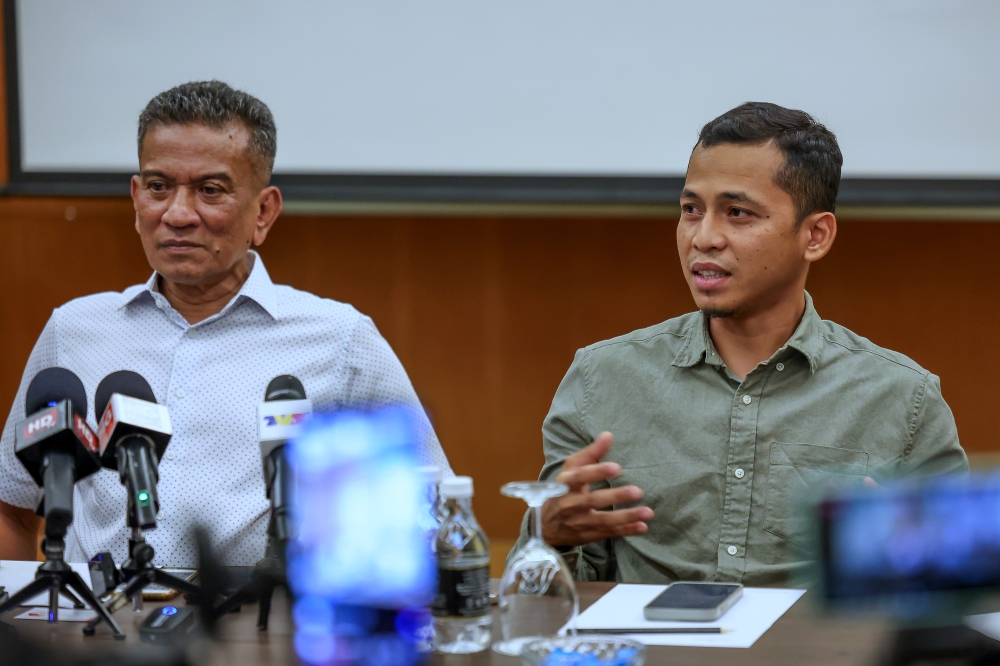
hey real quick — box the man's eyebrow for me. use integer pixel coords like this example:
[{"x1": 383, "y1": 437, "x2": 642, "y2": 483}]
[
  {"x1": 680, "y1": 188, "x2": 701, "y2": 199},
  {"x1": 139, "y1": 170, "x2": 234, "y2": 183},
  {"x1": 718, "y1": 191, "x2": 761, "y2": 205},
  {"x1": 196, "y1": 172, "x2": 234, "y2": 183}
]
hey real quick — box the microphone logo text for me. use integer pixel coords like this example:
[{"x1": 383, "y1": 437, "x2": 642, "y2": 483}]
[
  {"x1": 73, "y1": 414, "x2": 99, "y2": 453},
  {"x1": 263, "y1": 413, "x2": 307, "y2": 427},
  {"x1": 23, "y1": 408, "x2": 58, "y2": 439}
]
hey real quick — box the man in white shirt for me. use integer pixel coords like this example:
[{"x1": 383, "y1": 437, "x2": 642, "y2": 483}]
[{"x1": 0, "y1": 81, "x2": 451, "y2": 566}]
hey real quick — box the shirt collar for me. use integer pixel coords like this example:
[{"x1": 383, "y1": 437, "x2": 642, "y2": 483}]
[
  {"x1": 784, "y1": 291, "x2": 823, "y2": 373},
  {"x1": 672, "y1": 291, "x2": 823, "y2": 374},
  {"x1": 120, "y1": 251, "x2": 279, "y2": 320}
]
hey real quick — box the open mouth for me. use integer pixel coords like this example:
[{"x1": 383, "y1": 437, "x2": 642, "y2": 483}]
[{"x1": 691, "y1": 263, "x2": 731, "y2": 290}]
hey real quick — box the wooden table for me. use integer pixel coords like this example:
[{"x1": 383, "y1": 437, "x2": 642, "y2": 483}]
[{"x1": 3, "y1": 583, "x2": 891, "y2": 665}]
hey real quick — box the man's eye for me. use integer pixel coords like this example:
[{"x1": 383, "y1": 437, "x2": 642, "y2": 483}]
[
  {"x1": 730, "y1": 207, "x2": 752, "y2": 218},
  {"x1": 148, "y1": 182, "x2": 165, "y2": 192},
  {"x1": 203, "y1": 186, "x2": 221, "y2": 196},
  {"x1": 681, "y1": 204, "x2": 701, "y2": 215}
]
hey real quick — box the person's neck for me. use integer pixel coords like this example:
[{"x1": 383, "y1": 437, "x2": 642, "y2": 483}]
[
  {"x1": 160, "y1": 257, "x2": 251, "y2": 325},
  {"x1": 708, "y1": 288, "x2": 807, "y2": 381}
]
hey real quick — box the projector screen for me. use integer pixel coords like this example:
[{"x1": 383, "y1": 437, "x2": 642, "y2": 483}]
[{"x1": 7, "y1": 0, "x2": 1000, "y2": 203}]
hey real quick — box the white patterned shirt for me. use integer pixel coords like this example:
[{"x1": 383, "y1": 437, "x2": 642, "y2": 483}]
[{"x1": 0, "y1": 252, "x2": 452, "y2": 566}]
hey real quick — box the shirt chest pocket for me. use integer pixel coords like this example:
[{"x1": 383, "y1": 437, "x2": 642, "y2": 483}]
[{"x1": 763, "y1": 442, "x2": 869, "y2": 550}]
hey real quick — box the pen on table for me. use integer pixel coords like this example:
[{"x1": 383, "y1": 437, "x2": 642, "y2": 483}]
[{"x1": 577, "y1": 627, "x2": 730, "y2": 635}]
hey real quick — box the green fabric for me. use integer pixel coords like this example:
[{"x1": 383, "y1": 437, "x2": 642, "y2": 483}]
[{"x1": 516, "y1": 293, "x2": 968, "y2": 587}]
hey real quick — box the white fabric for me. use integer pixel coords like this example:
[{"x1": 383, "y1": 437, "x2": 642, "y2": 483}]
[{"x1": 0, "y1": 252, "x2": 452, "y2": 566}]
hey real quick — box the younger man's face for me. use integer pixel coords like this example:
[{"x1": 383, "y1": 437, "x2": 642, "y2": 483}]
[{"x1": 676, "y1": 142, "x2": 813, "y2": 319}]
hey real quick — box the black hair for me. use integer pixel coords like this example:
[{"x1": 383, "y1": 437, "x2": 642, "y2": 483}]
[
  {"x1": 697, "y1": 102, "x2": 842, "y2": 223},
  {"x1": 138, "y1": 80, "x2": 277, "y2": 185}
]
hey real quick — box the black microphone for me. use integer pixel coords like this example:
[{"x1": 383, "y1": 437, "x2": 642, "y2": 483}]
[
  {"x1": 94, "y1": 371, "x2": 172, "y2": 530},
  {"x1": 257, "y1": 375, "x2": 311, "y2": 543},
  {"x1": 14, "y1": 368, "x2": 101, "y2": 535}
]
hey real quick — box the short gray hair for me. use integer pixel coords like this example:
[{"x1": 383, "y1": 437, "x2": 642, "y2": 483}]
[{"x1": 138, "y1": 80, "x2": 277, "y2": 184}]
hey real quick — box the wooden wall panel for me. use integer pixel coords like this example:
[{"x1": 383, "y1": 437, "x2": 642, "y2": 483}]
[{"x1": 0, "y1": 197, "x2": 996, "y2": 542}]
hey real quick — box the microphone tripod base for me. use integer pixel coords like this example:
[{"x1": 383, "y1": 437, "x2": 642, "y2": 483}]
[
  {"x1": 214, "y1": 544, "x2": 286, "y2": 631},
  {"x1": 83, "y1": 532, "x2": 201, "y2": 636},
  {"x1": 0, "y1": 547, "x2": 125, "y2": 639}
]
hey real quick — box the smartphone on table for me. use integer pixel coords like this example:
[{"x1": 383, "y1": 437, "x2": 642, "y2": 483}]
[
  {"x1": 643, "y1": 582, "x2": 743, "y2": 621},
  {"x1": 142, "y1": 568, "x2": 198, "y2": 601}
]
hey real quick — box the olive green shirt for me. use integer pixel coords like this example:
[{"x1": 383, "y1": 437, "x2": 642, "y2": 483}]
[{"x1": 520, "y1": 293, "x2": 968, "y2": 587}]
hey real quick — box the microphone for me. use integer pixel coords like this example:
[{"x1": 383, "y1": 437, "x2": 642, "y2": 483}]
[
  {"x1": 94, "y1": 371, "x2": 172, "y2": 530},
  {"x1": 257, "y1": 375, "x2": 311, "y2": 543},
  {"x1": 14, "y1": 368, "x2": 101, "y2": 534}
]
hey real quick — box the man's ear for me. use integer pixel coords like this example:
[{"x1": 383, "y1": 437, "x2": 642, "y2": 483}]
[
  {"x1": 251, "y1": 186, "x2": 283, "y2": 246},
  {"x1": 131, "y1": 175, "x2": 141, "y2": 234},
  {"x1": 802, "y1": 211, "x2": 837, "y2": 264}
]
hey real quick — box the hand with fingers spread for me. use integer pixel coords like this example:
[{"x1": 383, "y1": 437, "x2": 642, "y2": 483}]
[{"x1": 542, "y1": 431, "x2": 655, "y2": 548}]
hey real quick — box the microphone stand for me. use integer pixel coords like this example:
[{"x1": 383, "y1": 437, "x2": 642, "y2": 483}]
[
  {"x1": 82, "y1": 449, "x2": 201, "y2": 636},
  {"x1": 0, "y1": 454, "x2": 125, "y2": 638},
  {"x1": 212, "y1": 516, "x2": 286, "y2": 630},
  {"x1": 82, "y1": 528, "x2": 202, "y2": 636}
]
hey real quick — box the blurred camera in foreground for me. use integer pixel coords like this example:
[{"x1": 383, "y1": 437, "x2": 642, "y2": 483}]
[
  {"x1": 819, "y1": 472, "x2": 1000, "y2": 621},
  {"x1": 287, "y1": 406, "x2": 435, "y2": 666}
]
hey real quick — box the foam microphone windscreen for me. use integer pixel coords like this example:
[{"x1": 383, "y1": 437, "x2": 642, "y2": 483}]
[
  {"x1": 95, "y1": 370, "x2": 157, "y2": 420},
  {"x1": 25, "y1": 367, "x2": 88, "y2": 418},
  {"x1": 265, "y1": 375, "x2": 306, "y2": 402}
]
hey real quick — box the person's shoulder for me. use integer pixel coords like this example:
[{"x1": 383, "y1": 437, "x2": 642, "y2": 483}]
[
  {"x1": 271, "y1": 284, "x2": 365, "y2": 326},
  {"x1": 579, "y1": 311, "x2": 699, "y2": 360},
  {"x1": 819, "y1": 319, "x2": 929, "y2": 379},
  {"x1": 53, "y1": 286, "x2": 145, "y2": 320}
]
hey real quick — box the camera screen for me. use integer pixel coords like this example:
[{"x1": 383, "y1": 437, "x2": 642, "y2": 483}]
[{"x1": 820, "y1": 475, "x2": 1000, "y2": 602}]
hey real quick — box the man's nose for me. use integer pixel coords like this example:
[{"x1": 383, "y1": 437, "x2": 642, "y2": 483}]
[
  {"x1": 161, "y1": 188, "x2": 200, "y2": 227},
  {"x1": 691, "y1": 212, "x2": 727, "y2": 253}
]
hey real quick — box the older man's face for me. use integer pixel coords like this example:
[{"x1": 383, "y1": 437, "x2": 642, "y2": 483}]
[{"x1": 131, "y1": 123, "x2": 273, "y2": 288}]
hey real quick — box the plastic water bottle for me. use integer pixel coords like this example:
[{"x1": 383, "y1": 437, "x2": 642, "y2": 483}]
[
  {"x1": 416, "y1": 465, "x2": 446, "y2": 531},
  {"x1": 433, "y1": 476, "x2": 492, "y2": 653},
  {"x1": 413, "y1": 466, "x2": 443, "y2": 652}
]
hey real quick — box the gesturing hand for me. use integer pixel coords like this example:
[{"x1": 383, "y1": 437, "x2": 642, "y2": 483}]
[{"x1": 541, "y1": 432, "x2": 654, "y2": 548}]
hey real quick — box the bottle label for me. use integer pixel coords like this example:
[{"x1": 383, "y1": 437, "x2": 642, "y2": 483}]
[{"x1": 432, "y1": 564, "x2": 491, "y2": 618}]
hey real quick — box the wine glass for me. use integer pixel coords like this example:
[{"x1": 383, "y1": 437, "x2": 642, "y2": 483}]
[{"x1": 493, "y1": 481, "x2": 579, "y2": 657}]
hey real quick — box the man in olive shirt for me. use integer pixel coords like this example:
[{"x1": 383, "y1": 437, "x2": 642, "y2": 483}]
[{"x1": 528, "y1": 102, "x2": 968, "y2": 587}]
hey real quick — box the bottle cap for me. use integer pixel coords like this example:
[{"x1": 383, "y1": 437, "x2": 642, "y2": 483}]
[
  {"x1": 440, "y1": 476, "x2": 473, "y2": 498},
  {"x1": 416, "y1": 465, "x2": 441, "y2": 484}
]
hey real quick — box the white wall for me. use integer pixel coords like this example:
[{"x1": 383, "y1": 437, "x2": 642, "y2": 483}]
[{"x1": 16, "y1": 0, "x2": 1000, "y2": 176}]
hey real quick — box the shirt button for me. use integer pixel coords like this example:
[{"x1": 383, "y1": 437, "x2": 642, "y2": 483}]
[
  {"x1": 727, "y1": 545, "x2": 738, "y2": 556},
  {"x1": 776, "y1": 363, "x2": 785, "y2": 372},
  {"x1": 156, "y1": 512, "x2": 164, "y2": 521},
  {"x1": 742, "y1": 395, "x2": 752, "y2": 405},
  {"x1": 175, "y1": 389, "x2": 185, "y2": 399},
  {"x1": 187, "y1": 329, "x2": 198, "y2": 338},
  {"x1": 155, "y1": 300, "x2": 164, "y2": 310},
  {"x1": 166, "y1": 451, "x2": 175, "y2": 460},
  {"x1": 735, "y1": 468, "x2": 745, "y2": 479}
]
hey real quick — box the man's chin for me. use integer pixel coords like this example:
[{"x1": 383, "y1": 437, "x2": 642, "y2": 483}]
[
  {"x1": 700, "y1": 307, "x2": 736, "y2": 319},
  {"x1": 150, "y1": 257, "x2": 210, "y2": 286},
  {"x1": 690, "y1": 289, "x2": 739, "y2": 319}
]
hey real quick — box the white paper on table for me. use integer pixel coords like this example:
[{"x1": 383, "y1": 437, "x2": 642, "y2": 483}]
[
  {"x1": 572, "y1": 584, "x2": 806, "y2": 648},
  {"x1": 964, "y1": 612, "x2": 1000, "y2": 640},
  {"x1": 15, "y1": 607, "x2": 97, "y2": 622},
  {"x1": 0, "y1": 560, "x2": 93, "y2": 608}
]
